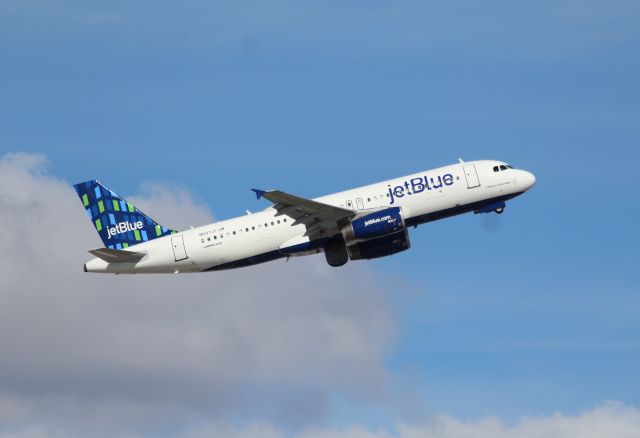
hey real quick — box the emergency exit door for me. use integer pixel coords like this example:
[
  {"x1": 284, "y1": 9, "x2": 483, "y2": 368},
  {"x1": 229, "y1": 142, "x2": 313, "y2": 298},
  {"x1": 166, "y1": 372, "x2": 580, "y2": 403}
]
[
  {"x1": 171, "y1": 235, "x2": 188, "y2": 261},
  {"x1": 463, "y1": 164, "x2": 481, "y2": 189}
]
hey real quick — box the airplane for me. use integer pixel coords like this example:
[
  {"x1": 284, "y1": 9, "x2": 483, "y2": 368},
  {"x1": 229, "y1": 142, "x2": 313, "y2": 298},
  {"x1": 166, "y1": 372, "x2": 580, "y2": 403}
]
[{"x1": 74, "y1": 159, "x2": 535, "y2": 274}]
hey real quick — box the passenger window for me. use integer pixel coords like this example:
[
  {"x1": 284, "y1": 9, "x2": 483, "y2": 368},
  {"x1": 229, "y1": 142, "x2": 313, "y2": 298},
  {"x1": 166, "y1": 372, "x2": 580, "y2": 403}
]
[
  {"x1": 271, "y1": 221, "x2": 274, "y2": 226},
  {"x1": 252, "y1": 226, "x2": 255, "y2": 230},
  {"x1": 277, "y1": 220, "x2": 280, "y2": 224},
  {"x1": 233, "y1": 231, "x2": 236, "y2": 235},
  {"x1": 283, "y1": 218, "x2": 287, "y2": 222}
]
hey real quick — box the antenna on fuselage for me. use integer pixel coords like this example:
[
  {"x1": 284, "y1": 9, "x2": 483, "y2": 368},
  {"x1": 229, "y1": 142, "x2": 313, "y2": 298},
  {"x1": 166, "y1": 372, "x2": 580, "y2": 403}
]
[{"x1": 458, "y1": 158, "x2": 464, "y2": 164}]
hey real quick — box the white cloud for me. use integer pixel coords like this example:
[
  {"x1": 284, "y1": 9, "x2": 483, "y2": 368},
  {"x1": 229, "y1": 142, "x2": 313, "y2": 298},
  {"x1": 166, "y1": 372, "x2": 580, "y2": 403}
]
[
  {"x1": 0, "y1": 152, "x2": 394, "y2": 436},
  {"x1": 177, "y1": 401, "x2": 640, "y2": 438},
  {"x1": 2, "y1": 402, "x2": 640, "y2": 438},
  {"x1": 128, "y1": 181, "x2": 214, "y2": 231},
  {"x1": 395, "y1": 401, "x2": 640, "y2": 438}
]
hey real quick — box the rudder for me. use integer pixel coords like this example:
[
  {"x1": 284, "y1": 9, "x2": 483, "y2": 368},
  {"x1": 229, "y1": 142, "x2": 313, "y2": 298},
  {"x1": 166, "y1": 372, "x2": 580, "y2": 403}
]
[{"x1": 73, "y1": 180, "x2": 176, "y2": 249}]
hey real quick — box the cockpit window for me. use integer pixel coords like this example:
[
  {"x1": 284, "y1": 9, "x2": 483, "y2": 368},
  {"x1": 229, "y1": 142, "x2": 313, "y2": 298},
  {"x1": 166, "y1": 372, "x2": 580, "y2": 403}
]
[{"x1": 494, "y1": 164, "x2": 515, "y2": 172}]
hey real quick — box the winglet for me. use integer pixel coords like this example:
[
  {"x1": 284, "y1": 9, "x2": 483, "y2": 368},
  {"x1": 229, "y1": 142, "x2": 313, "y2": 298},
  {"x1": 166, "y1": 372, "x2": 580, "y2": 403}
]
[{"x1": 251, "y1": 188, "x2": 266, "y2": 199}]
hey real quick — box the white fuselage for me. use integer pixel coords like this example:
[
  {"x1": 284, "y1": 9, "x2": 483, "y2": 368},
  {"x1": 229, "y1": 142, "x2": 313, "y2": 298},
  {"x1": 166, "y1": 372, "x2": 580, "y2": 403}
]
[{"x1": 84, "y1": 160, "x2": 535, "y2": 274}]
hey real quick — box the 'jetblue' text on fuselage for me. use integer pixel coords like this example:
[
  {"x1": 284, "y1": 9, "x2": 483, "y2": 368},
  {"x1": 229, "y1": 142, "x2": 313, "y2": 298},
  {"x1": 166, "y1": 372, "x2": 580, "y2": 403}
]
[{"x1": 388, "y1": 173, "x2": 455, "y2": 205}]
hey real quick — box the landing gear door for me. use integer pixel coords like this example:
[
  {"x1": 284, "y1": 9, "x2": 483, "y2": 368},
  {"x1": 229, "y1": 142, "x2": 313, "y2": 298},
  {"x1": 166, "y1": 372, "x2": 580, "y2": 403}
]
[
  {"x1": 463, "y1": 164, "x2": 481, "y2": 189},
  {"x1": 171, "y1": 235, "x2": 188, "y2": 261}
]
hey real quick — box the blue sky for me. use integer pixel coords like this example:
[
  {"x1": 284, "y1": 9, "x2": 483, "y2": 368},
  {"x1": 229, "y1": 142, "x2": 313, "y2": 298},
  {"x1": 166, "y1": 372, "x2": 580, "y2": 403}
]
[{"x1": 1, "y1": 1, "x2": 639, "y2": 436}]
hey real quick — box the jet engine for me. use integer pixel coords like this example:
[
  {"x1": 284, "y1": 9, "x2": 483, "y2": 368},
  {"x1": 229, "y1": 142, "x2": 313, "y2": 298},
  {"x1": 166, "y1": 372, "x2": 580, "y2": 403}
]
[
  {"x1": 323, "y1": 235, "x2": 349, "y2": 267},
  {"x1": 342, "y1": 207, "x2": 406, "y2": 242},
  {"x1": 347, "y1": 229, "x2": 411, "y2": 260},
  {"x1": 324, "y1": 207, "x2": 410, "y2": 266}
]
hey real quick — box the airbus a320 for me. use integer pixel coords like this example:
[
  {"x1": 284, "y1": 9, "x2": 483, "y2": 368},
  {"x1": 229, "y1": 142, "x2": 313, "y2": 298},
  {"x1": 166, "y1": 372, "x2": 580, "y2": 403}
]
[{"x1": 74, "y1": 159, "x2": 535, "y2": 274}]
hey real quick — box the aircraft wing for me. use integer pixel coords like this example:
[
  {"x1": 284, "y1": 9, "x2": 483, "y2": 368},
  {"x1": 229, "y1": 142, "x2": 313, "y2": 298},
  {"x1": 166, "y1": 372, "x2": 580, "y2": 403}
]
[{"x1": 252, "y1": 189, "x2": 355, "y2": 240}]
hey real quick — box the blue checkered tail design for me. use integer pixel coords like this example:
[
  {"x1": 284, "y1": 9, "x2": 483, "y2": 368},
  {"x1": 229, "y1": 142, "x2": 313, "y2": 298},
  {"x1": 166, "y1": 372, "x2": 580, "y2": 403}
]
[{"x1": 73, "y1": 180, "x2": 176, "y2": 249}]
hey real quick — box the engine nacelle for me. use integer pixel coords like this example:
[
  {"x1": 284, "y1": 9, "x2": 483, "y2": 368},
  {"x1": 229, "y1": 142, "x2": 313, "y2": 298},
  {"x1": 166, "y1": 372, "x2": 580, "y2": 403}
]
[
  {"x1": 347, "y1": 229, "x2": 411, "y2": 260},
  {"x1": 324, "y1": 235, "x2": 349, "y2": 267},
  {"x1": 342, "y1": 207, "x2": 406, "y2": 242}
]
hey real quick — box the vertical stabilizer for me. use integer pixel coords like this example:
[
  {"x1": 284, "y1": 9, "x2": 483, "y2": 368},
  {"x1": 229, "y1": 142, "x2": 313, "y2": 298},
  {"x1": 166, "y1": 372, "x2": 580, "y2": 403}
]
[{"x1": 73, "y1": 180, "x2": 176, "y2": 249}]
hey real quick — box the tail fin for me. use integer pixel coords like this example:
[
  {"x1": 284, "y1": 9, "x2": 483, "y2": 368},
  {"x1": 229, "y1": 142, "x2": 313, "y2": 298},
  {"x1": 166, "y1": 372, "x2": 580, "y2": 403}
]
[{"x1": 73, "y1": 180, "x2": 176, "y2": 249}]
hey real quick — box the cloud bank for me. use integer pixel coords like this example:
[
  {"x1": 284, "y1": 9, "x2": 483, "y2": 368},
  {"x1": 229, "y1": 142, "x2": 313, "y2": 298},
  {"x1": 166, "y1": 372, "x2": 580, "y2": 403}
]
[
  {"x1": 0, "y1": 152, "x2": 393, "y2": 436},
  {"x1": 179, "y1": 401, "x2": 640, "y2": 438},
  {"x1": 0, "y1": 152, "x2": 638, "y2": 438}
]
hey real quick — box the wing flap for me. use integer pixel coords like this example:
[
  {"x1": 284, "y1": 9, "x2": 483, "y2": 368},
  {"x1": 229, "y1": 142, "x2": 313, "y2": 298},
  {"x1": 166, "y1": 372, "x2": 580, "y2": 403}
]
[{"x1": 253, "y1": 189, "x2": 355, "y2": 239}]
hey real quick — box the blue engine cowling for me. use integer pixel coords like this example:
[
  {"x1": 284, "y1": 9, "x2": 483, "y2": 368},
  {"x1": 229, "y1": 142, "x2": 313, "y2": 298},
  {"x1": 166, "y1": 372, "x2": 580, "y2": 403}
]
[
  {"x1": 347, "y1": 229, "x2": 410, "y2": 260},
  {"x1": 342, "y1": 207, "x2": 406, "y2": 242}
]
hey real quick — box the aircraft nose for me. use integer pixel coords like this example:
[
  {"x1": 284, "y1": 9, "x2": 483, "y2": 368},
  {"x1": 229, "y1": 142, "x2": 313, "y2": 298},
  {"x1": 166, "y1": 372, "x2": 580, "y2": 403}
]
[{"x1": 521, "y1": 170, "x2": 536, "y2": 190}]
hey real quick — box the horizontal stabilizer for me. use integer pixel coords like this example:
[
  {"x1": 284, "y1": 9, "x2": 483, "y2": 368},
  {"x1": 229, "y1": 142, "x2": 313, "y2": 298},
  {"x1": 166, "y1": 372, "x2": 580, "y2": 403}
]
[{"x1": 89, "y1": 248, "x2": 146, "y2": 263}]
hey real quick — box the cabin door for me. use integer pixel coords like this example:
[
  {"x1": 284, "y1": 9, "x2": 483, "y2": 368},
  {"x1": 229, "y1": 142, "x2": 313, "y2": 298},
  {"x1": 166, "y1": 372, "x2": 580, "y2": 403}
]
[
  {"x1": 463, "y1": 164, "x2": 481, "y2": 189},
  {"x1": 171, "y1": 235, "x2": 188, "y2": 261}
]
